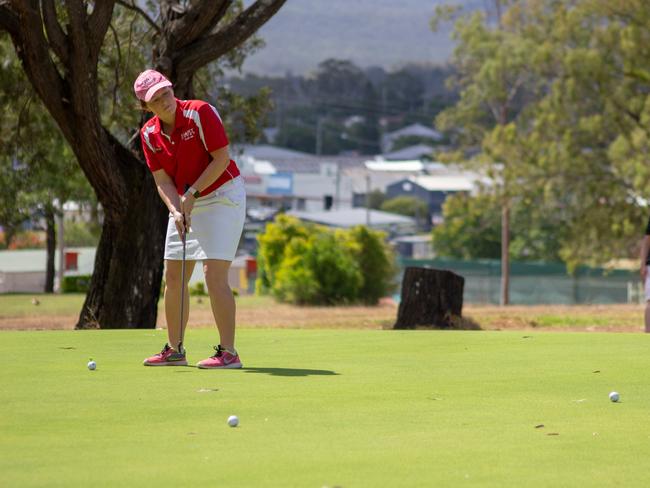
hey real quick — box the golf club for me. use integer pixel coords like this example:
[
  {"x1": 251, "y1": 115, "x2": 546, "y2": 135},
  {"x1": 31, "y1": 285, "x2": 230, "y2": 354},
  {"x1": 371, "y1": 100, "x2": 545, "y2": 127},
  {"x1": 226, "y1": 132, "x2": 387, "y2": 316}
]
[{"x1": 178, "y1": 201, "x2": 188, "y2": 354}]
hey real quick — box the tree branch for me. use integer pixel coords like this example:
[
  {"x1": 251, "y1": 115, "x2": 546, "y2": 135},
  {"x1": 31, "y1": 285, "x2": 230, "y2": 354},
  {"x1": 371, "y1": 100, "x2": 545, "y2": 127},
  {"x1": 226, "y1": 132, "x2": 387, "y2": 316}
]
[
  {"x1": 88, "y1": 1, "x2": 116, "y2": 55},
  {"x1": 41, "y1": 0, "x2": 69, "y2": 65},
  {"x1": 63, "y1": 0, "x2": 85, "y2": 45},
  {"x1": 116, "y1": 0, "x2": 160, "y2": 34},
  {"x1": 171, "y1": 0, "x2": 232, "y2": 49},
  {"x1": 176, "y1": 0, "x2": 287, "y2": 74},
  {"x1": 0, "y1": 2, "x2": 20, "y2": 36},
  {"x1": 6, "y1": 2, "x2": 69, "y2": 139}
]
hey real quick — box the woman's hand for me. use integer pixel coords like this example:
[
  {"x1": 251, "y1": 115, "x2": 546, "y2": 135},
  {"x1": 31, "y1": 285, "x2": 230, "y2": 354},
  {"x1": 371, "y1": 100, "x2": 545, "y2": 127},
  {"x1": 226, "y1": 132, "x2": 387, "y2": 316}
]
[
  {"x1": 172, "y1": 210, "x2": 187, "y2": 238},
  {"x1": 180, "y1": 194, "x2": 195, "y2": 233}
]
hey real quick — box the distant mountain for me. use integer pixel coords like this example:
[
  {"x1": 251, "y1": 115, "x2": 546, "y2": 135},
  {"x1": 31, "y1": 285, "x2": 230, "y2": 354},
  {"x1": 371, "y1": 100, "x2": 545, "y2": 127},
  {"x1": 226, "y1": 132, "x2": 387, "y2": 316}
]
[{"x1": 240, "y1": 0, "x2": 484, "y2": 76}]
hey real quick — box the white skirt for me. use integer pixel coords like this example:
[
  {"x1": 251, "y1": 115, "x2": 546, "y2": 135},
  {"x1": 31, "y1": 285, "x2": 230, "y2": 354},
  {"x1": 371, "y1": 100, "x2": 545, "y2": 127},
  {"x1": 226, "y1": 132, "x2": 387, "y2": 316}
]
[{"x1": 164, "y1": 176, "x2": 246, "y2": 261}]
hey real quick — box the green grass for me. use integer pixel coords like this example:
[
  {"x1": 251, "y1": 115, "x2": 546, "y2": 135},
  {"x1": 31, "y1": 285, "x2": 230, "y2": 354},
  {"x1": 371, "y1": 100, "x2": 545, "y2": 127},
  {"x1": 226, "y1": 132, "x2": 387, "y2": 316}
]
[
  {"x1": 2, "y1": 329, "x2": 650, "y2": 487},
  {"x1": 0, "y1": 293, "x2": 86, "y2": 317},
  {"x1": 0, "y1": 293, "x2": 271, "y2": 318}
]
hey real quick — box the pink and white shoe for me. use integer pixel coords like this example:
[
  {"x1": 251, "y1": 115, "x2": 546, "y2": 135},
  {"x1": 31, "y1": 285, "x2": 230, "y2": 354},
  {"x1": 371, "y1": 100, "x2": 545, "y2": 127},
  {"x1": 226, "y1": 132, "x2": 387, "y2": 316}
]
[
  {"x1": 143, "y1": 343, "x2": 188, "y2": 366},
  {"x1": 197, "y1": 345, "x2": 242, "y2": 369}
]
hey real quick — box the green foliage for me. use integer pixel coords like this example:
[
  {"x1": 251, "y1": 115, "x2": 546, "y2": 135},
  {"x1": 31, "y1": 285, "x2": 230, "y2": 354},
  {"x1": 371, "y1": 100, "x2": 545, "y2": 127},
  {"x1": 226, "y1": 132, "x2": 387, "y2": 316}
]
[
  {"x1": 190, "y1": 282, "x2": 207, "y2": 297},
  {"x1": 432, "y1": 193, "x2": 501, "y2": 260},
  {"x1": 255, "y1": 215, "x2": 310, "y2": 294},
  {"x1": 338, "y1": 226, "x2": 397, "y2": 304},
  {"x1": 64, "y1": 221, "x2": 101, "y2": 247},
  {"x1": 272, "y1": 234, "x2": 362, "y2": 305},
  {"x1": 432, "y1": 0, "x2": 650, "y2": 268},
  {"x1": 367, "y1": 189, "x2": 387, "y2": 210},
  {"x1": 432, "y1": 191, "x2": 565, "y2": 262},
  {"x1": 257, "y1": 216, "x2": 395, "y2": 305},
  {"x1": 61, "y1": 275, "x2": 92, "y2": 293},
  {"x1": 381, "y1": 196, "x2": 428, "y2": 218}
]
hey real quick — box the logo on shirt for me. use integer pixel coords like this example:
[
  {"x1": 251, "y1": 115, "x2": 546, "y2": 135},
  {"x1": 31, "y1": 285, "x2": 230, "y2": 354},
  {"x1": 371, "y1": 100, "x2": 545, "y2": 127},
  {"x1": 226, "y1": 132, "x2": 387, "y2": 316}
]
[{"x1": 181, "y1": 128, "x2": 196, "y2": 141}]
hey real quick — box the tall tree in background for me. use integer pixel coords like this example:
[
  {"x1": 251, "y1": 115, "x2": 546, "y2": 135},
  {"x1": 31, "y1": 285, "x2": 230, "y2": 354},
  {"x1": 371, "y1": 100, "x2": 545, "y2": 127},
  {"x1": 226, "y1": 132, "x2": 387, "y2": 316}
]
[
  {"x1": 0, "y1": 1, "x2": 286, "y2": 328},
  {"x1": 0, "y1": 34, "x2": 93, "y2": 292},
  {"x1": 433, "y1": 1, "x2": 536, "y2": 304},
  {"x1": 495, "y1": 0, "x2": 650, "y2": 268}
]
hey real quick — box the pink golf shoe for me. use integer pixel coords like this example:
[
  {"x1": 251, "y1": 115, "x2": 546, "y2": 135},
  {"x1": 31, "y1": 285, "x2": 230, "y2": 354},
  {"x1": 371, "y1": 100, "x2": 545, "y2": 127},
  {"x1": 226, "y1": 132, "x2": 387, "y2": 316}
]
[
  {"x1": 143, "y1": 343, "x2": 188, "y2": 366},
  {"x1": 197, "y1": 345, "x2": 242, "y2": 369}
]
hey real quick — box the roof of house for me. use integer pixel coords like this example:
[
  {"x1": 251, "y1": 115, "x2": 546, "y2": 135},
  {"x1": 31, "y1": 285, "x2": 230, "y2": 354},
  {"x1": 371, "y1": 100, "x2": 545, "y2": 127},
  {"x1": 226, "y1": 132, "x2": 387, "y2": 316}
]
[
  {"x1": 288, "y1": 208, "x2": 415, "y2": 228},
  {"x1": 384, "y1": 123, "x2": 443, "y2": 142},
  {"x1": 232, "y1": 144, "x2": 317, "y2": 161},
  {"x1": 389, "y1": 175, "x2": 476, "y2": 192}
]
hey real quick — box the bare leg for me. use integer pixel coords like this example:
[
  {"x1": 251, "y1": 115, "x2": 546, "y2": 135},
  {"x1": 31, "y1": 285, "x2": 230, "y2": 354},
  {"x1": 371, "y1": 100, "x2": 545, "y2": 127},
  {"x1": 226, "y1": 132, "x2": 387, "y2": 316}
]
[
  {"x1": 645, "y1": 301, "x2": 650, "y2": 333},
  {"x1": 203, "y1": 259, "x2": 236, "y2": 350},
  {"x1": 164, "y1": 259, "x2": 196, "y2": 349}
]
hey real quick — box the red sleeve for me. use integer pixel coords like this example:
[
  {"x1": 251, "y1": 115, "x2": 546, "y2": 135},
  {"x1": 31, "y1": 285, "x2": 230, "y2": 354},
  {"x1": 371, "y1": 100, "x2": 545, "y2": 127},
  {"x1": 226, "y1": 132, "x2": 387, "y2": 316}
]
[
  {"x1": 198, "y1": 103, "x2": 229, "y2": 152},
  {"x1": 140, "y1": 128, "x2": 161, "y2": 172}
]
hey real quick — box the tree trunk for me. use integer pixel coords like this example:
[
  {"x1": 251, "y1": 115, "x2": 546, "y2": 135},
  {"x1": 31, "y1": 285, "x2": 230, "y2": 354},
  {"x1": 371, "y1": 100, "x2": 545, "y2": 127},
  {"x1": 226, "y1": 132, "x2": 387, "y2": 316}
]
[
  {"x1": 3, "y1": 225, "x2": 16, "y2": 249},
  {"x1": 44, "y1": 205, "x2": 55, "y2": 293},
  {"x1": 394, "y1": 267, "x2": 465, "y2": 329},
  {"x1": 500, "y1": 200, "x2": 510, "y2": 306},
  {"x1": 75, "y1": 137, "x2": 168, "y2": 329}
]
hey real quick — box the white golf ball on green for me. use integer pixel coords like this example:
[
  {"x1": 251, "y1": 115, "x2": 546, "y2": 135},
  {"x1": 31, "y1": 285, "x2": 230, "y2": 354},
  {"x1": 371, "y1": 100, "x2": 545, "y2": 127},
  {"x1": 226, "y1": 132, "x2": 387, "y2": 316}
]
[
  {"x1": 227, "y1": 415, "x2": 239, "y2": 427},
  {"x1": 609, "y1": 391, "x2": 619, "y2": 402},
  {"x1": 87, "y1": 360, "x2": 96, "y2": 371}
]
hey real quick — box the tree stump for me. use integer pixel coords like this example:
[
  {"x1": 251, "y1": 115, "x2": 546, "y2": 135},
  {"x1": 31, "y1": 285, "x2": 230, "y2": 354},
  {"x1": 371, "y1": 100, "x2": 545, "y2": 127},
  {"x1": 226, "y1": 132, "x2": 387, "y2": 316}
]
[{"x1": 394, "y1": 267, "x2": 465, "y2": 329}]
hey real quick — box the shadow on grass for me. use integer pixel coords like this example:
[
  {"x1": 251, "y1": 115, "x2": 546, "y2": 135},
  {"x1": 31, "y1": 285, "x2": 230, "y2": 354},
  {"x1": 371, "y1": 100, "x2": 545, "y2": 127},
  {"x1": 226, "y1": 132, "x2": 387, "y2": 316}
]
[{"x1": 242, "y1": 367, "x2": 338, "y2": 377}]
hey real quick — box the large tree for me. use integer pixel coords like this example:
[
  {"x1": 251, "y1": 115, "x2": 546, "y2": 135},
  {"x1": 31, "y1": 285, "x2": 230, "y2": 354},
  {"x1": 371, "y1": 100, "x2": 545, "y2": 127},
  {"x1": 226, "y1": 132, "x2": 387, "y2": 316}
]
[{"x1": 0, "y1": 0, "x2": 286, "y2": 328}]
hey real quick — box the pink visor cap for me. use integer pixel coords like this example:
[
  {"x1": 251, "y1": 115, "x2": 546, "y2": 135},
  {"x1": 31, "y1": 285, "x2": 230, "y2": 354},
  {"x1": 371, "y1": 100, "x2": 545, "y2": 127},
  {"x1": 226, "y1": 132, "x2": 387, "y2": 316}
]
[{"x1": 133, "y1": 69, "x2": 173, "y2": 102}]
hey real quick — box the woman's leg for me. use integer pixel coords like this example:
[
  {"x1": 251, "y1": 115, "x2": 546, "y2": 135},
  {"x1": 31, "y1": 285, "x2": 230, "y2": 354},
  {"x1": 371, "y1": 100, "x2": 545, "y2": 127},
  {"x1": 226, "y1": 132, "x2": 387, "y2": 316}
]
[
  {"x1": 164, "y1": 259, "x2": 196, "y2": 349},
  {"x1": 203, "y1": 259, "x2": 236, "y2": 349}
]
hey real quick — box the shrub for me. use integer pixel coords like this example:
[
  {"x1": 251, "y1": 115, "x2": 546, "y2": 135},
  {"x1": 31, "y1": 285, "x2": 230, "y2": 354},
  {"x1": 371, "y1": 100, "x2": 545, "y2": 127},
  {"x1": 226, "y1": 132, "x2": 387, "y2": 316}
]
[
  {"x1": 61, "y1": 275, "x2": 92, "y2": 293},
  {"x1": 272, "y1": 233, "x2": 362, "y2": 305},
  {"x1": 257, "y1": 215, "x2": 395, "y2": 305},
  {"x1": 190, "y1": 282, "x2": 207, "y2": 296},
  {"x1": 338, "y1": 226, "x2": 396, "y2": 304},
  {"x1": 380, "y1": 196, "x2": 428, "y2": 218},
  {"x1": 255, "y1": 215, "x2": 310, "y2": 294},
  {"x1": 8, "y1": 231, "x2": 46, "y2": 249}
]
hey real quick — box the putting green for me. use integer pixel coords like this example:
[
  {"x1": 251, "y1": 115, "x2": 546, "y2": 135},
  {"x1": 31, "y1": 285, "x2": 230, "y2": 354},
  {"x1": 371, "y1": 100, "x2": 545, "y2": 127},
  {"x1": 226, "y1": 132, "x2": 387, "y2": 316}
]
[{"x1": 1, "y1": 329, "x2": 649, "y2": 487}]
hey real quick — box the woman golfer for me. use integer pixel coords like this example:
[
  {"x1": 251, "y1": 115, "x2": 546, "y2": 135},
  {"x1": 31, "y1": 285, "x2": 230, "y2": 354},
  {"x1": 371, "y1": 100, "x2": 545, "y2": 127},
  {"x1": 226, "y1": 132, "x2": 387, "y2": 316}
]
[{"x1": 134, "y1": 69, "x2": 245, "y2": 369}]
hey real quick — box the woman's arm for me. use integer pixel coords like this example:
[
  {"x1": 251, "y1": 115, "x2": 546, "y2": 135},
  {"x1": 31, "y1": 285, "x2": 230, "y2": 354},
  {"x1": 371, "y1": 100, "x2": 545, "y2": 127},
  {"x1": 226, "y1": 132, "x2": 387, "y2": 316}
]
[
  {"x1": 153, "y1": 169, "x2": 186, "y2": 235},
  {"x1": 152, "y1": 169, "x2": 181, "y2": 213},
  {"x1": 188, "y1": 145, "x2": 231, "y2": 194},
  {"x1": 180, "y1": 146, "x2": 232, "y2": 226}
]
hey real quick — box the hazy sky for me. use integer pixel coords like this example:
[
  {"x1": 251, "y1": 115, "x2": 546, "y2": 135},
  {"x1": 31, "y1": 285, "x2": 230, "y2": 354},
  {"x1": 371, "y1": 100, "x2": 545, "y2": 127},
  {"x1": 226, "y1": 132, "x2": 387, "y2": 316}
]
[{"x1": 240, "y1": 0, "x2": 483, "y2": 75}]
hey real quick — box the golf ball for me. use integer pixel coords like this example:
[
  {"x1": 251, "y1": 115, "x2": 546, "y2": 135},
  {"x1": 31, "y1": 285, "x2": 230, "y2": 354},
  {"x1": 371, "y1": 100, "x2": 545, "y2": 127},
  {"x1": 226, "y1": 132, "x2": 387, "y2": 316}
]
[
  {"x1": 227, "y1": 415, "x2": 239, "y2": 427},
  {"x1": 609, "y1": 391, "x2": 620, "y2": 402},
  {"x1": 87, "y1": 360, "x2": 96, "y2": 371}
]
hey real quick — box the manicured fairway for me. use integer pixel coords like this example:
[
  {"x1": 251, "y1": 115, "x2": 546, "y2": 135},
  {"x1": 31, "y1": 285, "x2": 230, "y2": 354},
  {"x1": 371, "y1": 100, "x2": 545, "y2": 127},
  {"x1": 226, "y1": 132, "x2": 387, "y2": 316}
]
[{"x1": 1, "y1": 329, "x2": 649, "y2": 487}]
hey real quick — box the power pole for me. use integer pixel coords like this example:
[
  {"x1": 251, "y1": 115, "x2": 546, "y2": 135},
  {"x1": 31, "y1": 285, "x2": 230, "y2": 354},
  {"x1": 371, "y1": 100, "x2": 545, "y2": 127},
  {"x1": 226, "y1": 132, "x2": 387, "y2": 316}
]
[
  {"x1": 335, "y1": 162, "x2": 341, "y2": 209},
  {"x1": 365, "y1": 172, "x2": 371, "y2": 226},
  {"x1": 315, "y1": 117, "x2": 324, "y2": 155}
]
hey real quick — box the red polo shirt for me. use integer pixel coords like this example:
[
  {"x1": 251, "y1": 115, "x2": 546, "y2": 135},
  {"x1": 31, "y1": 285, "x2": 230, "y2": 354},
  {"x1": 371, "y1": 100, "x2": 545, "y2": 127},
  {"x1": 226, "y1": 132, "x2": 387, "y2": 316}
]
[{"x1": 140, "y1": 98, "x2": 240, "y2": 196}]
